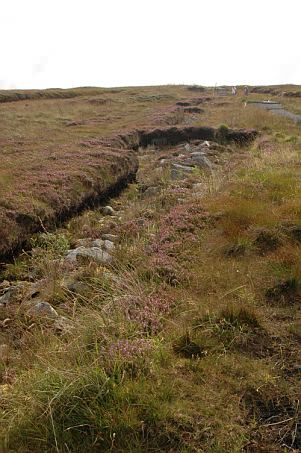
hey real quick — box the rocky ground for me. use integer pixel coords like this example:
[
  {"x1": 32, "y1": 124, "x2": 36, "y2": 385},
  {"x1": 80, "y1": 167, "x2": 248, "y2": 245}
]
[{"x1": 0, "y1": 136, "x2": 238, "y2": 338}]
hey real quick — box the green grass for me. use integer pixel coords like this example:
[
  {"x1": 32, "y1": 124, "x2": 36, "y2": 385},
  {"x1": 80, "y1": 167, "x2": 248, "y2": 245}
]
[{"x1": 2, "y1": 349, "x2": 174, "y2": 452}]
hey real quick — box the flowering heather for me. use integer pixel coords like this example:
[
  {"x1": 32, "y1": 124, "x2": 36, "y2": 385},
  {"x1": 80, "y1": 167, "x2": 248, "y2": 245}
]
[
  {"x1": 107, "y1": 338, "x2": 153, "y2": 360},
  {"x1": 147, "y1": 202, "x2": 209, "y2": 281},
  {"x1": 118, "y1": 293, "x2": 174, "y2": 334},
  {"x1": 118, "y1": 215, "x2": 153, "y2": 240},
  {"x1": 148, "y1": 105, "x2": 185, "y2": 126},
  {"x1": 163, "y1": 202, "x2": 208, "y2": 233},
  {"x1": 119, "y1": 219, "x2": 143, "y2": 239},
  {"x1": 169, "y1": 187, "x2": 190, "y2": 195}
]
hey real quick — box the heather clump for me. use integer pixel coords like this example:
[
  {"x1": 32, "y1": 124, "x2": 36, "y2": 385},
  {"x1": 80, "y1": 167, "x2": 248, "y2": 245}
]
[
  {"x1": 107, "y1": 338, "x2": 153, "y2": 361},
  {"x1": 165, "y1": 202, "x2": 207, "y2": 230},
  {"x1": 119, "y1": 218, "x2": 147, "y2": 240},
  {"x1": 118, "y1": 293, "x2": 174, "y2": 334},
  {"x1": 148, "y1": 252, "x2": 180, "y2": 285},
  {"x1": 147, "y1": 202, "x2": 209, "y2": 283},
  {"x1": 150, "y1": 104, "x2": 185, "y2": 126},
  {"x1": 102, "y1": 339, "x2": 157, "y2": 377}
]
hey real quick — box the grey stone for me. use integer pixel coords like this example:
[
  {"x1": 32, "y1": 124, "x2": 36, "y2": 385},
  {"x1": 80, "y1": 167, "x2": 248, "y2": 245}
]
[
  {"x1": 190, "y1": 151, "x2": 206, "y2": 157},
  {"x1": 66, "y1": 246, "x2": 112, "y2": 264},
  {"x1": 172, "y1": 163, "x2": 194, "y2": 172},
  {"x1": 101, "y1": 205, "x2": 115, "y2": 216},
  {"x1": 180, "y1": 160, "x2": 195, "y2": 167},
  {"x1": 28, "y1": 301, "x2": 58, "y2": 319},
  {"x1": 142, "y1": 186, "x2": 161, "y2": 198},
  {"x1": 0, "y1": 282, "x2": 38, "y2": 308},
  {"x1": 195, "y1": 142, "x2": 210, "y2": 152},
  {"x1": 0, "y1": 286, "x2": 20, "y2": 307},
  {"x1": 170, "y1": 163, "x2": 194, "y2": 180},
  {"x1": 54, "y1": 316, "x2": 74, "y2": 334},
  {"x1": 92, "y1": 239, "x2": 104, "y2": 248},
  {"x1": 65, "y1": 249, "x2": 80, "y2": 263},
  {"x1": 103, "y1": 240, "x2": 115, "y2": 252},
  {"x1": 184, "y1": 143, "x2": 191, "y2": 152},
  {"x1": 102, "y1": 234, "x2": 119, "y2": 242},
  {"x1": 191, "y1": 155, "x2": 212, "y2": 169},
  {"x1": 66, "y1": 280, "x2": 89, "y2": 294}
]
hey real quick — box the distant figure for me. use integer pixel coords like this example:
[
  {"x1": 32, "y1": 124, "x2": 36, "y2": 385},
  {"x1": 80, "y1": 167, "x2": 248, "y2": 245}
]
[
  {"x1": 244, "y1": 85, "x2": 249, "y2": 96},
  {"x1": 232, "y1": 86, "x2": 237, "y2": 96}
]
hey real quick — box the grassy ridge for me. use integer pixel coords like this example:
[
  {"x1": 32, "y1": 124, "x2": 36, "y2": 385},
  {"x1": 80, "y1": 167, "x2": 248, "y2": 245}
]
[{"x1": 0, "y1": 87, "x2": 109, "y2": 103}]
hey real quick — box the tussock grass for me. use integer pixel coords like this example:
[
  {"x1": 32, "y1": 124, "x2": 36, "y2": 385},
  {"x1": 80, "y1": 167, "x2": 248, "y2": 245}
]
[{"x1": 2, "y1": 344, "x2": 173, "y2": 452}]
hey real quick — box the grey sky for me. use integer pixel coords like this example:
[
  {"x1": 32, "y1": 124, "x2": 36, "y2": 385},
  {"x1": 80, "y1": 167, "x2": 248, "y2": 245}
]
[{"x1": 1, "y1": 0, "x2": 300, "y2": 89}]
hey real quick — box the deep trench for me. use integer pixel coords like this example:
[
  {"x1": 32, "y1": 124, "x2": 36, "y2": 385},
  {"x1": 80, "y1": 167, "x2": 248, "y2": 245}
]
[{"x1": 0, "y1": 173, "x2": 136, "y2": 266}]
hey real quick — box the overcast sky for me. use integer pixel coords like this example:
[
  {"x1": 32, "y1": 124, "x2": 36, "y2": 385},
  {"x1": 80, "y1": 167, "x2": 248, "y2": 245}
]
[{"x1": 1, "y1": 0, "x2": 300, "y2": 89}]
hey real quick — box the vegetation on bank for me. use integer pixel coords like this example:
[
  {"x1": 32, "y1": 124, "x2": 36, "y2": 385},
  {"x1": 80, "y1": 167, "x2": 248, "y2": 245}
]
[
  {"x1": 0, "y1": 86, "x2": 301, "y2": 452},
  {"x1": 0, "y1": 88, "x2": 109, "y2": 104},
  {"x1": 0, "y1": 85, "x2": 180, "y2": 258}
]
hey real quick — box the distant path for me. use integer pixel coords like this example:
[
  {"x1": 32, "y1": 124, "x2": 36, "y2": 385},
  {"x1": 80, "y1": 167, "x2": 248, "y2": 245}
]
[{"x1": 248, "y1": 101, "x2": 301, "y2": 123}]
